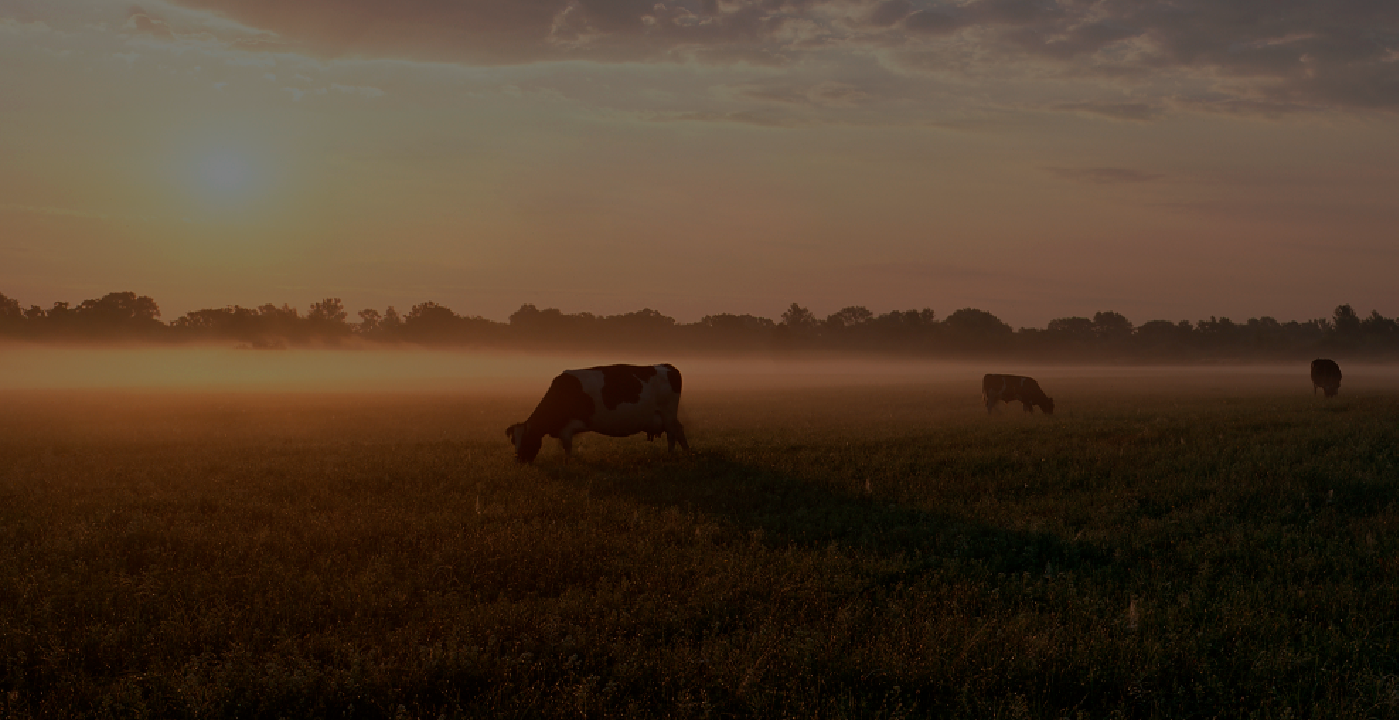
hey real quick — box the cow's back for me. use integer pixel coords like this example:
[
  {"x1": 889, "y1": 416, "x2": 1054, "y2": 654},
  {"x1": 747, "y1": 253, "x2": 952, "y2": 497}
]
[
  {"x1": 571, "y1": 364, "x2": 681, "y2": 437},
  {"x1": 1311, "y1": 359, "x2": 1341, "y2": 381},
  {"x1": 1310, "y1": 359, "x2": 1342, "y2": 397}
]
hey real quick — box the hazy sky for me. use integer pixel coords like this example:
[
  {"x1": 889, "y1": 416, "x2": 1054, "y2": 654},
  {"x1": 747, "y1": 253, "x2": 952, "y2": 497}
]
[{"x1": 1, "y1": 0, "x2": 1395, "y2": 328}]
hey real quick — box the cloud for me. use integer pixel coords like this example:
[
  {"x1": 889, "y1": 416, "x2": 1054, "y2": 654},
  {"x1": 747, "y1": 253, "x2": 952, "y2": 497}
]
[
  {"x1": 125, "y1": 6, "x2": 174, "y2": 39},
  {"x1": 0, "y1": 18, "x2": 52, "y2": 34},
  {"x1": 160, "y1": 0, "x2": 1396, "y2": 113},
  {"x1": 1045, "y1": 167, "x2": 1165, "y2": 184},
  {"x1": 646, "y1": 109, "x2": 806, "y2": 128},
  {"x1": 1051, "y1": 101, "x2": 1163, "y2": 122},
  {"x1": 736, "y1": 80, "x2": 871, "y2": 107},
  {"x1": 330, "y1": 83, "x2": 385, "y2": 98}
]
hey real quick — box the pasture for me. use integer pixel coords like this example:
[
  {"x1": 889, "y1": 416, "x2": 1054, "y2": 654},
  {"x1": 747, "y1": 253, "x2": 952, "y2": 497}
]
[{"x1": 0, "y1": 365, "x2": 1394, "y2": 718}]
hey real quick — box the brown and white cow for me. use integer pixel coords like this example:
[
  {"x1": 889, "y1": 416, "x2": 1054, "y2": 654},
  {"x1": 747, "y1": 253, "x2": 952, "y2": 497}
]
[
  {"x1": 1310, "y1": 359, "x2": 1342, "y2": 398},
  {"x1": 982, "y1": 374, "x2": 1055, "y2": 414},
  {"x1": 506, "y1": 364, "x2": 689, "y2": 462}
]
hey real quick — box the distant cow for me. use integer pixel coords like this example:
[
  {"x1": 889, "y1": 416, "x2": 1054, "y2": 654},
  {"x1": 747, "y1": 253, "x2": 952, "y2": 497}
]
[
  {"x1": 982, "y1": 374, "x2": 1055, "y2": 415},
  {"x1": 1310, "y1": 359, "x2": 1342, "y2": 398},
  {"x1": 506, "y1": 364, "x2": 689, "y2": 462}
]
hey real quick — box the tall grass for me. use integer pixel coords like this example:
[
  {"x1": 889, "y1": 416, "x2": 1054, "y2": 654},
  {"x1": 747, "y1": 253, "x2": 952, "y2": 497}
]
[{"x1": 0, "y1": 381, "x2": 1394, "y2": 718}]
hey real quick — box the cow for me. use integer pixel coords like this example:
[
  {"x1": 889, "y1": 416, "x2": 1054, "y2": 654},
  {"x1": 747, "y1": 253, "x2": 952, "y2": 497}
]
[
  {"x1": 982, "y1": 374, "x2": 1054, "y2": 414},
  {"x1": 506, "y1": 363, "x2": 689, "y2": 463},
  {"x1": 1310, "y1": 359, "x2": 1342, "y2": 398}
]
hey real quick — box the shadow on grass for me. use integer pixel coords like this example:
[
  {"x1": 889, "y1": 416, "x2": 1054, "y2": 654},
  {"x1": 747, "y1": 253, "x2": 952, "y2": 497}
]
[{"x1": 535, "y1": 447, "x2": 1113, "y2": 581}]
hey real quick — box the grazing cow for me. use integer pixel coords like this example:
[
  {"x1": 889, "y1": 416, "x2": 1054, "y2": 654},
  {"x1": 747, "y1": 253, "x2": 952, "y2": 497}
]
[
  {"x1": 506, "y1": 363, "x2": 689, "y2": 462},
  {"x1": 1310, "y1": 359, "x2": 1342, "y2": 398},
  {"x1": 982, "y1": 374, "x2": 1055, "y2": 415}
]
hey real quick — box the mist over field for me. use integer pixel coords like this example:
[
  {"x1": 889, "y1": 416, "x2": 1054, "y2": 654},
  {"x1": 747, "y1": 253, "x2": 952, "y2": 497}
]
[{"x1": 1, "y1": 345, "x2": 1395, "y2": 397}]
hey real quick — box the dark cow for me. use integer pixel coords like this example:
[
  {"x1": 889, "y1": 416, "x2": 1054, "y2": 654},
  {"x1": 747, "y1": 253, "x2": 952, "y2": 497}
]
[
  {"x1": 982, "y1": 374, "x2": 1054, "y2": 414},
  {"x1": 506, "y1": 364, "x2": 689, "y2": 462},
  {"x1": 1310, "y1": 359, "x2": 1342, "y2": 398}
]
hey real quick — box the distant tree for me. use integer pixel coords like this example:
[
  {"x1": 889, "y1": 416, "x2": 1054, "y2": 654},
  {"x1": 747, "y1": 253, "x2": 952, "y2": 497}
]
[
  {"x1": 77, "y1": 291, "x2": 160, "y2": 322},
  {"x1": 942, "y1": 308, "x2": 1012, "y2": 354},
  {"x1": 695, "y1": 314, "x2": 776, "y2": 332},
  {"x1": 1092, "y1": 311, "x2": 1133, "y2": 339},
  {"x1": 308, "y1": 298, "x2": 348, "y2": 324},
  {"x1": 780, "y1": 303, "x2": 819, "y2": 329},
  {"x1": 306, "y1": 298, "x2": 350, "y2": 342},
  {"x1": 1361, "y1": 309, "x2": 1397, "y2": 336},
  {"x1": 357, "y1": 308, "x2": 381, "y2": 335},
  {"x1": 0, "y1": 292, "x2": 23, "y2": 320},
  {"x1": 944, "y1": 308, "x2": 1012, "y2": 336},
  {"x1": 602, "y1": 308, "x2": 675, "y2": 332},
  {"x1": 1136, "y1": 320, "x2": 1188, "y2": 339},
  {"x1": 824, "y1": 306, "x2": 874, "y2": 329},
  {"x1": 872, "y1": 308, "x2": 937, "y2": 328},
  {"x1": 401, "y1": 301, "x2": 460, "y2": 342},
  {"x1": 0, "y1": 292, "x2": 21, "y2": 334},
  {"x1": 1047, "y1": 316, "x2": 1094, "y2": 339},
  {"x1": 254, "y1": 303, "x2": 302, "y2": 344},
  {"x1": 258, "y1": 303, "x2": 298, "y2": 320},
  {"x1": 382, "y1": 306, "x2": 402, "y2": 328},
  {"x1": 406, "y1": 301, "x2": 456, "y2": 324},
  {"x1": 1332, "y1": 304, "x2": 1362, "y2": 336}
]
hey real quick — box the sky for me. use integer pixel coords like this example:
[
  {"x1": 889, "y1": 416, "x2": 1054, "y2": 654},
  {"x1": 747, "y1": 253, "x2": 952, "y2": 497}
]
[{"x1": 0, "y1": 0, "x2": 1395, "y2": 329}]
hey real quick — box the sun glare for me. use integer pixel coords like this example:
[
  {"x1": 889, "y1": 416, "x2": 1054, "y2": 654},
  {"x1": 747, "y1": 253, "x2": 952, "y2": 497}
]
[
  {"x1": 200, "y1": 151, "x2": 254, "y2": 196},
  {"x1": 166, "y1": 128, "x2": 288, "y2": 220}
]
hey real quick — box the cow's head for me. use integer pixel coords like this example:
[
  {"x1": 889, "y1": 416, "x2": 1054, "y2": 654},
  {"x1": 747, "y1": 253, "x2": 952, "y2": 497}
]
[
  {"x1": 1042, "y1": 397, "x2": 1055, "y2": 415},
  {"x1": 505, "y1": 421, "x2": 543, "y2": 463}
]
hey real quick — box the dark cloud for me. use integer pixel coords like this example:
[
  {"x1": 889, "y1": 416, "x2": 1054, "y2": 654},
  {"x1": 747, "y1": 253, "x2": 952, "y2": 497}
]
[
  {"x1": 165, "y1": 0, "x2": 1396, "y2": 111},
  {"x1": 868, "y1": 1, "x2": 914, "y2": 28},
  {"x1": 1046, "y1": 167, "x2": 1165, "y2": 184}
]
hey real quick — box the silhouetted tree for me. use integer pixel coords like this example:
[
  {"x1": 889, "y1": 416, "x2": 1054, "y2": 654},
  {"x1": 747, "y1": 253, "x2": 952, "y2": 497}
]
[
  {"x1": 1361, "y1": 309, "x2": 1397, "y2": 336},
  {"x1": 78, "y1": 291, "x2": 160, "y2": 322},
  {"x1": 1135, "y1": 320, "x2": 1194, "y2": 356},
  {"x1": 945, "y1": 308, "x2": 1011, "y2": 336},
  {"x1": 308, "y1": 298, "x2": 348, "y2": 324},
  {"x1": 1092, "y1": 311, "x2": 1133, "y2": 340},
  {"x1": 1332, "y1": 304, "x2": 1362, "y2": 336},
  {"x1": 0, "y1": 292, "x2": 21, "y2": 334},
  {"x1": 780, "y1": 303, "x2": 819, "y2": 329},
  {"x1": 305, "y1": 298, "x2": 350, "y2": 342},
  {"x1": 357, "y1": 308, "x2": 381, "y2": 335},
  {"x1": 825, "y1": 306, "x2": 874, "y2": 330},
  {"x1": 1047, "y1": 317, "x2": 1094, "y2": 339}
]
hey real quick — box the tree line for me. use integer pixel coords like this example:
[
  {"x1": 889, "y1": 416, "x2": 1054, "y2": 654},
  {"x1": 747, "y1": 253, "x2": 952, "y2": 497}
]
[{"x1": 0, "y1": 290, "x2": 1394, "y2": 361}]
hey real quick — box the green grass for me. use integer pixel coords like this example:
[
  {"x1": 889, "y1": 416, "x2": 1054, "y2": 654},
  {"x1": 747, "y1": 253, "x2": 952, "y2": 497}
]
[{"x1": 0, "y1": 381, "x2": 1394, "y2": 719}]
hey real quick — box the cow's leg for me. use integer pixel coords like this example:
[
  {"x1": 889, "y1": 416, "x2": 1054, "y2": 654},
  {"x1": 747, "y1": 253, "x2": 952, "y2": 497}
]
[
  {"x1": 983, "y1": 393, "x2": 996, "y2": 414},
  {"x1": 559, "y1": 420, "x2": 587, "y2": 457},
  {"x1": 664, "y1": 418, "x2": 689, "y2": 452}
]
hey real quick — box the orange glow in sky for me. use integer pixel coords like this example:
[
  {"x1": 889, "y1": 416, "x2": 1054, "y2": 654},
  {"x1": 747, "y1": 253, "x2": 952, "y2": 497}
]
[{"x1": 0, "y1": 0, "x2": 1394, "y2": 327}]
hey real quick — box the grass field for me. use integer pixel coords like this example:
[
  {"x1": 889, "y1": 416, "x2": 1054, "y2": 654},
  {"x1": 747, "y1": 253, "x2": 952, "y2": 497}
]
[{"x1": 0, "y1": 366, "x2": 1395, "y2": 718}]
